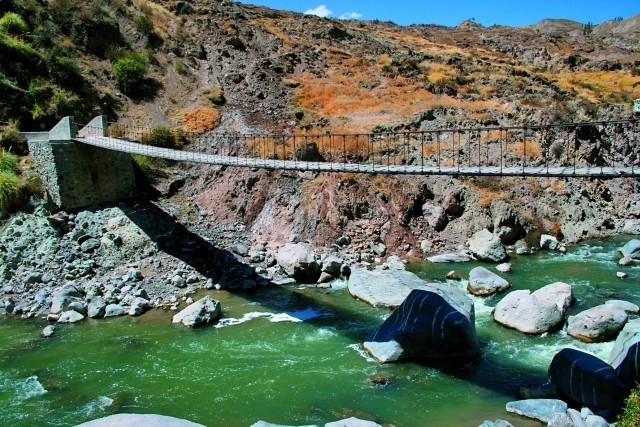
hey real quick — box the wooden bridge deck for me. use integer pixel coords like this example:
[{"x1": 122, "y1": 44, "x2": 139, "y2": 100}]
[{"x1": 74, "y1": 136, "x2": 639, "y2": 177}]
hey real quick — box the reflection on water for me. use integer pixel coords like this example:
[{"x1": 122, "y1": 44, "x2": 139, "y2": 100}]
[{"x1": 0, "y1": 237, "x2": 636, "y2": 427}]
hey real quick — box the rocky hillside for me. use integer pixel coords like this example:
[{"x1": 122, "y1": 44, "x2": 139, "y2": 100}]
[{"x1": 2, "y1": 0, "x2": 640, "y2": 264}]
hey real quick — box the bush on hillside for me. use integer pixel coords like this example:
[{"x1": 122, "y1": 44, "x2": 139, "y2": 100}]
[
  {"x1": 0, "y1": 12, "x2": 28, "y2": 36},
  {"x1": 112, "y1": 51, "x2": 148, "y2": 95},
  {"x1": 140, "y1": 126, "x2": 178, "y2": 149},
  {"x1": 0, "y1": 170, "x2": 20, "y2": 212},
  {"x1": 0, "y1": 151, "x2": 19, "y2": 174},
  {"x1": 134, "y1": 15, "x2": 153, "y2": 35},
  {"x1": 619, "y1": 386, "x2": 640, "y2": 427}
]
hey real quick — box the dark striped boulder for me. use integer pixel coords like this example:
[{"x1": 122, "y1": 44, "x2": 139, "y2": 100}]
[
  {"x1": 609, "y1": 318, "x2": 640, "y2": 387},
  {"x1": 363, "y1": 289, "x2": 479, "y2": 363},
  {"x1": 548, "y1": 348, "x2": 628, "y2": 413}
]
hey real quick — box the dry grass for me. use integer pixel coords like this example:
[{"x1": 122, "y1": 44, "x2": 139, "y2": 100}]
[
  {"x1": 509, "y1": 140, "x2": 542, "y2": 158},
  {"x1": 132, "y1": 0, "x2": 172, "y2": 38},
  {"x1": 547, "y1": 70, "x2": 640, "y2": 103},
  {"x1": 181, "y1": 107, "x2": 220, "y2": 134}
]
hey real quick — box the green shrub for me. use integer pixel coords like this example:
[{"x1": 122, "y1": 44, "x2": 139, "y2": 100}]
[
  {"x1": 46, "y1": 54, "x2": 81, "y2": 87},
  {"x1": 27, "y1": 80, "x2": 78, "y2": 122},
  {"x1": 112, "y1": 51, "x2": 148, "y2": 95},
  {"x1": 619, "y1": 386, "x2": 640, "y2": 427},
  {"x1": 0, "y1": 32, "x2": 37, "y2": 58},
  {"x1": 206, "y1": 88, "x2": 225, "y2": 105},
  {"x1": 0, "y1": 170, "x2": 21, "y2": 212},
  {"x1": 174, "y1": 60, "x2": 187, "y2": 75},
  {"x1": 0, "y1": 13, "x2": 29, "y2": 36},
  {"x1": 133, "y1": 154, "x2": 167, "y2": 182},
  {"x1": 140, "y1": 126, "x2": 178, "y2": 149},
  {"x1": 0, "y1": 151, "x2": 19, "y2": 174},
  {"x1": 134, "y1": 14, "x2": 153, "y2": 35}
]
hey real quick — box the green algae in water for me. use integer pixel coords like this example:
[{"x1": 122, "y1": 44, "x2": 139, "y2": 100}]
[{"x1": 0, "y1": 238, "x2": 638, "y2": 427}]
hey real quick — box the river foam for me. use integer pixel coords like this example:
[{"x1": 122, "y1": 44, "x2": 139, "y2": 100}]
[{"x1": 215, "y1": 307, "x2": 322, "y2": 329}]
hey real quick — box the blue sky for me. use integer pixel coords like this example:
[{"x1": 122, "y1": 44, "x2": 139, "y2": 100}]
[{"x1": 238, "y1": 1, "x2": 639, "y2": 27}]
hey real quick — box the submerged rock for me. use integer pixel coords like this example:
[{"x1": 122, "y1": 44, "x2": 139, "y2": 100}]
[
  {"x1": 364, "y1": 288, "x2": 478, "y2": 363},
  {"x1": 567, "y1": 304, "x2": 628, "y2": 343},
  {"x1": 549, "y1": 348, "x2": 627, "y2": 413},
  {"x1": 172, "y1": 296, "x2": 221, "y2": 327},
  {"x1": 42, "y1": 325, "x2": 55, "y2": 337},
  {"x1": 467, "y1": 267, "x2": 510, "y2": 296},
  {"x1": 477, "y1": 420, "x2": 514, "y2": 427}
]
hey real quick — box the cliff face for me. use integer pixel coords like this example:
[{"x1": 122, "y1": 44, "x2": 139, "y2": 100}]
[{"x1": 3, "y1": 0, "x2": 640, "y2": 256}]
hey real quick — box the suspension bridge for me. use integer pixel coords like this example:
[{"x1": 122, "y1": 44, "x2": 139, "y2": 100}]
[{"x1": 72, "y1": 117, "x2": 640, "y2": 178}]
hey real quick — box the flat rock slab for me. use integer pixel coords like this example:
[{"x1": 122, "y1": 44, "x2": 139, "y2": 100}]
[
  {"x1": 251, "y1": 422, "x2": 319, "y2": 427},
  {"x1": 75, "y1": 414, "x2": 206, "y2": 427},
  {"x1": 426, "y1": 253, "x2": 471, "y2": 263},
  {"x1": 325, "y1": 418, "x2": 382, "y2": 427},
  {"x1": 506, "y1": 399, "x2": 568, "y2": 423}
]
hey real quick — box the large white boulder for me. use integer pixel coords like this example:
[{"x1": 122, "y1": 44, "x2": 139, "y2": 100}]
[
  {"x1": 468, "y1": 229, "x2": 508, "y2": 262},
  {"x1": 276, "y1": 243, "x2": 320, "y2": 283},
  {"x1": 567, "y1": 304, "x2": 628, "y2": 343},
  {"x1": 467, "y1": 267, "x2": 510, "y2": 296},
  {"x1": 494, "y1": 282, "x2": 574, "y2": 334},
  {"x1": 172, "y1": 296, "x2": 221, "y2": 327},
  {"x1": 76, "y1": 414, "x2": 206, "y2": 427}
]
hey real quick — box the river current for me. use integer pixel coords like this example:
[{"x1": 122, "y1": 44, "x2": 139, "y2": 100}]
[{"x1": 0, "y1": 237, "x2": 638, "y2": 426}]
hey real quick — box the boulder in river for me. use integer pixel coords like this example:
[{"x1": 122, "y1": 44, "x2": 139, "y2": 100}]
[
  {"x1": 468, "y1": 229, "x2": 508, "y2": 262},
  {"x1": 276, "y1": 243, "x2": 321, "y2": 283},
  {"x1": 364, "y1": 288, "x2": 478, "y2": 363},
  {"x1": 620, "y1": 239, "x2": 640, "y2": 259},
  {"x1": 567, "y1": 304, "x2": 628, "y2": 343},
  {"x1": 57, "y1": 310, "x2": 85, "y2": 323},
  {"x1": 505, "y1": 399, "x2": 567, "y2": 423},
  {"x1": 609, "y1": 318, "x2": 640, "y2": 387},
  {"x1": 493, "y1": 282, "x2": 574, "y2": 334},
  {"x1": 172, "y1": 295, "x2": 221, "y2": 327},
  {"x1": 87, "y1": 296, "x2": 107, "y2": 318},
  {"x1": 349, "y1": 268, "x2": 442, "y2": 308},
  {"x1": 325, "y1": 418, "x2": 382, "y2": 427},
  {"x1": 76, "y1": 413, "x2": 206, "y2": 427},
  {"x1": 540, "y1": 235, "x2": 559, "y2": 251},
  {"x1": 427, "y1": 253, "x2": 471, "y2": 263},
  {"x1": 467, "y1": 267, "x2": 510, "y2": 296},
  {"x1": 548, "y1": 348, "x2": 627, "y2": 413}
]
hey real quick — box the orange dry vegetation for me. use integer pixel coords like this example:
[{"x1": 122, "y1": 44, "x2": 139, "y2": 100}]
[
  {"x1": 546, "y1": 70, "x2": 640, "y2": 103},
  {"x1": 181, "y1": 107, "x2": 220, "y2": 134}
]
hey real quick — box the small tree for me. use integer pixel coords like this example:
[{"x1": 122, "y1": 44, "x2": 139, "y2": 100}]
[
  {"x1": 112, "y1": 51, "x2": 147, "y2": 95},
  {"x1": 134, "y1": 14, "x2": 153, "y2": 35}
]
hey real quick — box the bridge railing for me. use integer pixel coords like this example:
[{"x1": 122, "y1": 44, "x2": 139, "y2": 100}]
[{"x1": 74, "y1": 119, "x2": 639, "y2": 175}]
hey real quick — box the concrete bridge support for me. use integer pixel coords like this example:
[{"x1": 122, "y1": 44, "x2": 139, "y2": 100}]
[{"x1": 24, "y1": 116, "x2": 136, "y2": 210}]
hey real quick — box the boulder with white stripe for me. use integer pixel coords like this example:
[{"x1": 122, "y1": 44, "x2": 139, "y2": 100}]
[
  {"x1": 548, "y1": 348, "x2": 627, "y2": 414},
  {"x1": 363, "y1": 288, "x2": 479, "y2": 363},
  {"x1": 609, "y1": 318, "x2": 640, "y2": 388}
]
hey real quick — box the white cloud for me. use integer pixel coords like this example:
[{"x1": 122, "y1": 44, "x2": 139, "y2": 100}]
[
  {"x1": 304, "y1": 5, "x2": 333, "y2": 18},
  {"x1": 339, "y1": 12, "x2": 363, "y2": 20}
]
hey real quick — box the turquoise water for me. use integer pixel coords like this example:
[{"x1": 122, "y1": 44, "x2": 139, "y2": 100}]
[{"x1": 0, "y1": 237, "x2": 638, "y2": 427}]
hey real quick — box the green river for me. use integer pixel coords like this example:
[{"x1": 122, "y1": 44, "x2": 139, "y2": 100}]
[{"x1": 0, "y1": 237, "x2": 638, "y2": 427}]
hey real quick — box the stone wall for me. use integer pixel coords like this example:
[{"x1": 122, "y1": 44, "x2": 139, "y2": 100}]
[{"x1": 25, "y1": 117, "x2": 136, "y2": 210}]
